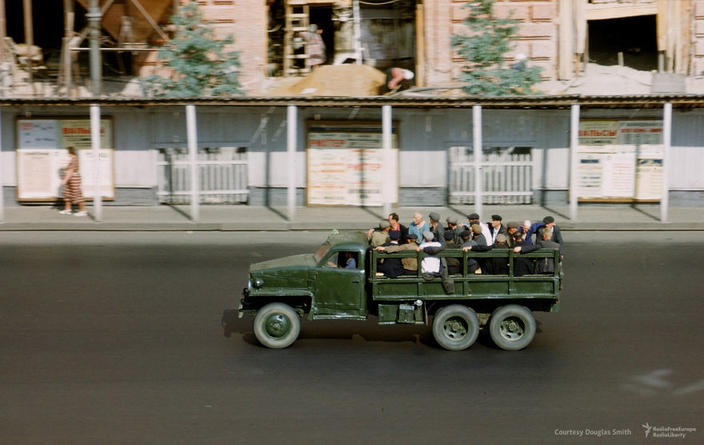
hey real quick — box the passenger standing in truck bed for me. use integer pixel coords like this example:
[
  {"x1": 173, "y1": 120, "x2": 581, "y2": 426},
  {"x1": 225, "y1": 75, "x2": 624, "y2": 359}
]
[
  {"x1": 534, "y1": 228, "x2": 560, "y2": 274},
  {"x1": 376, "y1": 231, "x2": 404, "y2": 278},
  {"x1": 376, "y1": 233, "x2": 419, "y2": 275},
  {"x1": 418, "y1": 231, "x2": 442, "y2": 276},
  {"x1": 408, "y1": 212, "x2": 428, "y2": 245},
  {"x1": 388, "y1": 212, "x2": 408, "y2": 244},
  {"x1": 368, "y1": 221, "x2": 391, "y2": 247}
]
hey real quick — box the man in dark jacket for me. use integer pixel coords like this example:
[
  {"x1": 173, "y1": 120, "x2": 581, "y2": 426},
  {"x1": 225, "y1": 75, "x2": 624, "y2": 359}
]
[
  {"x1": 376, "y1": 231, "x2": 404, "y2": 278},
  {"x1": 534, "y1": 228, "x2": 560, "y2": 274},
  {"x1": 511, "y1": 231, "x2": 538, "y2": 276},
  {"x1": 445, "y1": 216, "x2": 463, "y2": 245},
  {"x1": 428, "y1": 212, "x2": 445, "y2": 247},
  {"x1": 537, "y1": 215, "x2": 564, "y2": 255},
  {"x1": 487, "y1": 214, "x2": 507, "y2": 246}
]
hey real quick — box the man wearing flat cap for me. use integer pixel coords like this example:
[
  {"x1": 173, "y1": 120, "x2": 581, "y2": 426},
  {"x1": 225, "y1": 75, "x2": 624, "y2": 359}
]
[
  {"x1": 445, "y1": 216, "x2": 463, "y2": 245},
  {"x1": 465, "y1": 212, "x2": 492, "y2": 246},
  {"x1": 368, "y1": 220, "x2": 391, "y2": 247},
  {"x1": 428, "y1": 211, "x2": 446, "y2": 247},
  {"x1": 536, "y1": 215, "x2": 564, "y2": 254},
  {"x1": 505, "y1": 221, "x2": 521, "y2": 248},
  {"x1": 487, "y1": 214, "x2": 507, "y2": 246}
]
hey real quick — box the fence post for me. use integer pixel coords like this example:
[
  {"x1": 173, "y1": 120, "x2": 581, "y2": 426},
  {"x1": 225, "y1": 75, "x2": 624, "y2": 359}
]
[
  {"x1": 569, "y1": 104, "x2": 580, "y2": 220},
  {"x1": 382, "y1": 104, "x2": 392, "y2": 215},
  {"x1": 0, "y1": 106, "x2": 3, "y2": 222},
  {"x1": 186, "y1": 104, "x2": 199, "y2": 221},
  {"x1": 472, "y1": 105, "x2": 483, "y2": 218},
  {"x1": 660, "y1": 102, "x2": 671, "y2": 223},
  {"x1": 287, "y1": 105, "x2": 297, "y2": 221},
  {"x1": 90, "y1": 104, "x2": 102, "y2": 221}
]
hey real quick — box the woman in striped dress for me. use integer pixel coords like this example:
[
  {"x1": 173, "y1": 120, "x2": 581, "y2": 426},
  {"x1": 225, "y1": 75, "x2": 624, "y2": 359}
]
[{"x1": 59, "y1": 146, "x2": 87, "y2": 216}]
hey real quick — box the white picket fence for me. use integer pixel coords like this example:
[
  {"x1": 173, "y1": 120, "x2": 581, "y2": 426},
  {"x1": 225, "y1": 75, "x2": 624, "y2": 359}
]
[
  {"x1": 156, "y1": 147, "x2": 249, "y2": 204},
  {"x1": 448, "y1": 146, "x2": 533, "y2": 204}
]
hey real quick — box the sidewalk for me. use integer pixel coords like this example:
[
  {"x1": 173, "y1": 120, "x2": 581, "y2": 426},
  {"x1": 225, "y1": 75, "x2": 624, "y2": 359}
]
[{"x1": 0, "y1": 204, "x2": 703, "y2": 231}]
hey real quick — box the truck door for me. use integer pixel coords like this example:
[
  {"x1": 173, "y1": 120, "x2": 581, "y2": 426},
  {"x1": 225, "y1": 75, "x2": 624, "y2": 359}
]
[{"x1": 312, "y1": 249, "x2": 366, "y2": 319}]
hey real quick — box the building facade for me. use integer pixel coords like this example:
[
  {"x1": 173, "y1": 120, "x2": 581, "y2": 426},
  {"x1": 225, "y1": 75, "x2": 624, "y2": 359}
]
[{"x1": 0, "y1": 2, "x2": 703, "y2": 208}]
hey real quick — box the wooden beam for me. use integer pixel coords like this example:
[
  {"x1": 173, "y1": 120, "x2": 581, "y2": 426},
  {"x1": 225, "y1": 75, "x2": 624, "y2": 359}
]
[
  {"x1": 0, "y1": 0, "x2": 6, "y2": 60},
  {"x1": 416, "y1": 3, "x2": 424, "y2": 86},
  {"x1": 585, "y1": 3, "x2": 657, "y2": 21},
  {"x1": 23, "y1": 0, "x2": 34, "y2": 91},
  {"x1": 128, "y1": 0, "x2": 170, "y2": 43},
  {"x1": 62, "y1": 0, "x2": 74, "y2": 95},
  {"x1": 558, "y1": 0, "x2": 573, "y2": 80}
]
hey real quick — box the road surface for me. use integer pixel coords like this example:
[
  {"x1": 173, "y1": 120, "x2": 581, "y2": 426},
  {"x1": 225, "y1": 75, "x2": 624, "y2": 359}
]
[{"x1": 1, "y1": 231, "x2": 702, "y2": 444}]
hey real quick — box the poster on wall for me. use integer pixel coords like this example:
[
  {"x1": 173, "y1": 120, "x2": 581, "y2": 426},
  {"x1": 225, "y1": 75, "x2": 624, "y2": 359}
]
[
  {"x1": 16, "y1": 118, "x2": 115, "y2": 202},
  {"x1": 18, "y1": 120, "x2": 61, "y2": 148},
  {"x1": 576, "y1": 146, "x2": 635, "y2": 200},
  {"x1": 577, "y1": 119, "x2": 664, "y2": 202},
  {"x1": 16, "y1": 150, "x2": 65, "y2": 200},
  {"x1": 579, "y1": 120, "x2": 663, "y2": 146},
  {"x1": 61, "y1": 119, "x2": 112, "y2": 149},
  {"x1": 307, "y1": 128, "x2": 398, "y2": 206},
  {"x1": 634, "y1": 146, "x2": 664, "y2": 201},
  {"x1": 79, "y1": 149, "x2": 115, "y2": 199}
]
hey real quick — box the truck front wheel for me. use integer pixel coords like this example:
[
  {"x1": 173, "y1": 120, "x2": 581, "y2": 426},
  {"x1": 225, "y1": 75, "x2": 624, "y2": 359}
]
[
  {"x1": 253, "y1": 303, "x2": 301, "y2": 349},
  {"x1": 489, "y1": 305, "x2": 536, "y2": 351},
  {"x1": 432, "y1": 305, "x2": 480, "y2": 351}
]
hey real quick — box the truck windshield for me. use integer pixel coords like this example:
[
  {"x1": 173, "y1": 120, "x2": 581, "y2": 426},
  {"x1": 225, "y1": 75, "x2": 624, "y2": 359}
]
[{"x1": 314, "y1": 243, "x2": 331, "y2": 262}]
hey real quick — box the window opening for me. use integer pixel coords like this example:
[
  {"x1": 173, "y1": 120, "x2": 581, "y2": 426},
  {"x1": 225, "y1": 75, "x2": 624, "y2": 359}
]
[{"x1": 587, "y1": 15, "x2": 657, "y2": 71}]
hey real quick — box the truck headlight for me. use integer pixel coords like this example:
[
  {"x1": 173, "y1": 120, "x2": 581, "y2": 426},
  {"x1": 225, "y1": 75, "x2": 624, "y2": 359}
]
[{"x1": 253, "y1": 278, "x2": 264, "y2": 288}]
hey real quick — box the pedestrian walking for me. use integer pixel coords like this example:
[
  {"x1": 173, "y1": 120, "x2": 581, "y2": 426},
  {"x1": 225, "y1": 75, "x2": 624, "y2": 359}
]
[{"x1": 59, "y1": 146, "x2": 87, "y2": 216}]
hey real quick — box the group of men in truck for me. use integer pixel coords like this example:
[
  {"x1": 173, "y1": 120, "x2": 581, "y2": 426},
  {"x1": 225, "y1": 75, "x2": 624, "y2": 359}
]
[{"x1": 368, "y1": 211, "x2": 564, "y2": 278}]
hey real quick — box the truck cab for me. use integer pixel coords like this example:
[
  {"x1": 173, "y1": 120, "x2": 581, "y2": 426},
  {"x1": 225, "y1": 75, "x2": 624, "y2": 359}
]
[{"x1": 226, "y1": 230, "x2": 562, "y2": 351}]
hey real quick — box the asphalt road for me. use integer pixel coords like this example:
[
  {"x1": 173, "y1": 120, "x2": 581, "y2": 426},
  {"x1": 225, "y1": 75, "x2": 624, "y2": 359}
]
[{"x1": 1, "y1": 231, "x2": 703, "y2": 444}]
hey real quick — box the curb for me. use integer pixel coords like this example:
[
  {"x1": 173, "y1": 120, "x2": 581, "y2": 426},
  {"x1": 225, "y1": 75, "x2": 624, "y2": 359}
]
[{"x1": 1, "y1": 223, "x2": 703, "y2": 231}]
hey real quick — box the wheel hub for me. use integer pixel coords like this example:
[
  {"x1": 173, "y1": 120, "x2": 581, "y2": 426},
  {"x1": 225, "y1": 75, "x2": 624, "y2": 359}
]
[
  {"x1": 444, "y1": 318, "x2": 468, "y2": 339},
  {"x1": 265, "y1": 313, "x2": 291, "y2": 338},
  {"x1": 500, "y1": 317, "x2": 524, "y2": 340}
]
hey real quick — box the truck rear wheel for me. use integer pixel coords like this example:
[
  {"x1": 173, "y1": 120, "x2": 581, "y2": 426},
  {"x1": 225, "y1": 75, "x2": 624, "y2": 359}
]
[
  {"x1": 253, "y1": 303, "x2": 301, "y2": 349},
  {"x1": 432, "y1": 305, "x2": 480, "y2": 351},
  {"x1": 489, "y1": 305, "x2": 536, "y2": 351}
]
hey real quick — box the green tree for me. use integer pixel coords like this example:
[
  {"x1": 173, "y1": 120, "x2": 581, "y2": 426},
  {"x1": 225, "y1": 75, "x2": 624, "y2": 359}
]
[
  {"x1": 142, "y1": 2, "x2": 242, "y2": 97},
  {"x1": 452, "y1": 0, "x2": 542, "y2": 96}
]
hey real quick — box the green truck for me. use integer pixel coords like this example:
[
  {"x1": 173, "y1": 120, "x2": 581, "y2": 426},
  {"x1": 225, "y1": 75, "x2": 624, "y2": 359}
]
[{"x1": 223, "y1": 230, "x2": 562, "y2": 351}]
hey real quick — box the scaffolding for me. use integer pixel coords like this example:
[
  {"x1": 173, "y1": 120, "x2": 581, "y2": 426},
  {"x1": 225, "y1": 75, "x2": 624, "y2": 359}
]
[{"x1": 0, "y1": 0, "x2": 174, "y2": 97}]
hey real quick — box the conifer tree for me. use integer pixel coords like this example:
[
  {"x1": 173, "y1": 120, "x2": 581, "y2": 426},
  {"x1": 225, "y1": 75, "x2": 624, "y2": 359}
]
[
  {"x1": 452, "y1": 0, "x2": 541, "y2": 96},
  {"x1": 142, "y1": 2, "x2": 242, "y2": 97}
]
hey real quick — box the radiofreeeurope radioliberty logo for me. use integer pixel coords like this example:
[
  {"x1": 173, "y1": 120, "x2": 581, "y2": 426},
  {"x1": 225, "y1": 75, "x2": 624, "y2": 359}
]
[
  {"x1": 642, "y1": 423, "x2": 653, "y2": 438},
  {"x1": 642, "y1": 422, "x2": 696, "y2": 439}
]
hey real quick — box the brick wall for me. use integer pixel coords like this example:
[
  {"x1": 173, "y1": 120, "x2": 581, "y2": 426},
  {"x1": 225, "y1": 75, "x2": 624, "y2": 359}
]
[
  {"x1": 435, "y1": 0, "x2": 557, "y2": 86},
  {"x1": 136, "y1": 1, "x2": 267, "y2": 95},
  {"x1": 200, "y1": 0, "x2": 267, "y2": 94}
]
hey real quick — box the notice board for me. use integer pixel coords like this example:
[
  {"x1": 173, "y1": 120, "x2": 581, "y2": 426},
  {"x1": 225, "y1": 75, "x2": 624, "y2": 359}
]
[
  {"x1": 16, "y1": 118, "x2": 115, "y2": 202},
  {"x1": 577, "y1": 119, "x2": 663, "y2": 202},
  {"x1": 307, "y1": 121, "x2": 399, "y2": 206}
]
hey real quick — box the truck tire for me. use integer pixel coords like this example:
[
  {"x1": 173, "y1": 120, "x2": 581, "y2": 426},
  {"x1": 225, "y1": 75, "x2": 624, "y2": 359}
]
[
  {"x1": 489, "y1": 305, "x2": 536, "y2": 351},
  {"x1": 432, "y1": 305, "x2": 480, "y2": 351},
  {"x1": 253, "y1": 303, "x2": 301, "y2": 349}
]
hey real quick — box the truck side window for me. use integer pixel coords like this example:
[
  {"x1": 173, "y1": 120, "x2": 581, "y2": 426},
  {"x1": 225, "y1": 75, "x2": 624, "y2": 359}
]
[{"x1": 325, "y1": 251, "x2": 358, "y2": 269}]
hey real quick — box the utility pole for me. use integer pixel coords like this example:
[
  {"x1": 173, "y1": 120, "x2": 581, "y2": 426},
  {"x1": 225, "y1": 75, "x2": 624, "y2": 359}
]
[{"x1": 87, "y1": 0, "x2": 102, "y2": 96}]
